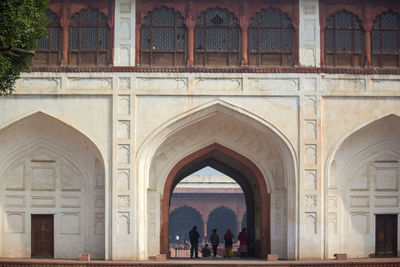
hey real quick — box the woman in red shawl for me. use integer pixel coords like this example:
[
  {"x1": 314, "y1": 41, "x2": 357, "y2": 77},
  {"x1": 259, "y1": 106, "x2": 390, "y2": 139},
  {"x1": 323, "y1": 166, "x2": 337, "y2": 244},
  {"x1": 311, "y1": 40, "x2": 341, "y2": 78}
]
[
  {"x1": 237, "y1": 228, "x2": 248, "y2": 257},
  {"x1": 223, "y1": 229, "x2": 234, "y2": 258}
]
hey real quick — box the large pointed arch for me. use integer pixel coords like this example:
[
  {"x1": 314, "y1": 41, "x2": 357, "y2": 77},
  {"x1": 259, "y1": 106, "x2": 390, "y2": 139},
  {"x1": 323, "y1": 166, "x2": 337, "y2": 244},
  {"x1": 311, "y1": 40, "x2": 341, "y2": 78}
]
[{"x1": 136, "y1": 99, "x2": 298, "y2": 260}]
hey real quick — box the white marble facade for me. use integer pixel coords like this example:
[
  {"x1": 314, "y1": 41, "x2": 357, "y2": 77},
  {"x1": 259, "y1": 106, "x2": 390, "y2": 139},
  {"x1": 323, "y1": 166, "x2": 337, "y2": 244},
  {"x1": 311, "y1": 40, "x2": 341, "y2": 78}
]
[{"x1": 0, "y1": 0, "x2": 399, "y2": 261}]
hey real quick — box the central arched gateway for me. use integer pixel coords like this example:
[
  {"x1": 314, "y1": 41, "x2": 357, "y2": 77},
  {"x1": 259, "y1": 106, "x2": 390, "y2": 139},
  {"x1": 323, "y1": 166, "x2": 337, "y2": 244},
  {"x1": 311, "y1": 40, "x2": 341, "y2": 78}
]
[
  {"x1": 161, "y1": 143, "x2": 270, "y2": 257},
  {"x1": 138, "y1": 100, "x2": 297, "y2": 260}
]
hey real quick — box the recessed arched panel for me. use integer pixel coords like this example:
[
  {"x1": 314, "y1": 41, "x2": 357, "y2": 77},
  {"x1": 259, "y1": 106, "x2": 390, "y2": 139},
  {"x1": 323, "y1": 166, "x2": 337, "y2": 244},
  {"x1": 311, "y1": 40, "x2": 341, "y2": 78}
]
[
  {"x1": 0, "y1": 112, "x2": 106, "y2": 259},
  {"x1": 327, "y1": 114, "x2": 400, "y2": 258}
]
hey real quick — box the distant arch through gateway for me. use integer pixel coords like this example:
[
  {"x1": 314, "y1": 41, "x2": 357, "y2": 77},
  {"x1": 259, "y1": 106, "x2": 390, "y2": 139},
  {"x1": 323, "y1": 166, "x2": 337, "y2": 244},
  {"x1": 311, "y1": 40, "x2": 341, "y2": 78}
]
[{"x1": 207, "y1": 206, "x2": 239, "y2": 240}]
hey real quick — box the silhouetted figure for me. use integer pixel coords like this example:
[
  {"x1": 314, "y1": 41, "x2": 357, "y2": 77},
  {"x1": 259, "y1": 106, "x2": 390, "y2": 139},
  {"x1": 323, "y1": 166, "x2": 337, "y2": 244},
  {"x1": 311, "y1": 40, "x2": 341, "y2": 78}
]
[
  {"x1": 224, "y1": 229, "x2": 234, "y2": 258},
  {"x1": 209, "y1": 228, "x2": 219, "y2": 257},
  {"x1": 189, "y1": 226, "x2": 200, "y2": 258},
  {"x1": 237, "y1": 228, "x2": 248, "y2": 257},
  {"x1": 201, "y1": 244, "x2": 211, "y2": 257}
]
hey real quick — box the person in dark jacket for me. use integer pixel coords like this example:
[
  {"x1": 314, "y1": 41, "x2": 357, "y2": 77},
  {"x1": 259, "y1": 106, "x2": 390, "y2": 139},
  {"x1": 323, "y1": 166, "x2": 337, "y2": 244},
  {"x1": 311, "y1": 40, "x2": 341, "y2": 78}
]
[
  {"x1": 189, "y1": 226, "x2": 200, "y2": 258},
  {"x1": 209, "y1": 228, "x2": 219, "y2": 257}
]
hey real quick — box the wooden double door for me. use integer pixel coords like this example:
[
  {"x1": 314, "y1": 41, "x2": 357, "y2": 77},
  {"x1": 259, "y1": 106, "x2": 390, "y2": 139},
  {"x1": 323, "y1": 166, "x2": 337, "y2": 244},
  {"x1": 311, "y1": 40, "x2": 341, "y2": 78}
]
[
  {"x1": 375, "y1": 214, "x2": 398, "y2": 257},
  {"x1": 31, "y1": 214, "x2": 54, "y2": 258}
]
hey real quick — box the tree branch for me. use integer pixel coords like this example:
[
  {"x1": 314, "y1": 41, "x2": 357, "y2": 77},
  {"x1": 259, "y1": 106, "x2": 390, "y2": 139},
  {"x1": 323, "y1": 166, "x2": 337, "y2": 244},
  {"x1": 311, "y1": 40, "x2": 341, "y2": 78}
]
[{"x1": 0, "y1": 46, "x2": 35, "y2": 56}]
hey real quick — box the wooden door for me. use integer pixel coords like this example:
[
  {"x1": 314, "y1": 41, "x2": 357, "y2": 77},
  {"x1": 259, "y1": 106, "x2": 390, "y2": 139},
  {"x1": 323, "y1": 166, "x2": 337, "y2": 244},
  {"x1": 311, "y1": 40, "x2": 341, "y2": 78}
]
[
  {"x1": 31, "y1": 214, "x2": 54, "y2": 258},
  {"x1": 375, "y1": 214, "x2": 398, "y2": 257}
]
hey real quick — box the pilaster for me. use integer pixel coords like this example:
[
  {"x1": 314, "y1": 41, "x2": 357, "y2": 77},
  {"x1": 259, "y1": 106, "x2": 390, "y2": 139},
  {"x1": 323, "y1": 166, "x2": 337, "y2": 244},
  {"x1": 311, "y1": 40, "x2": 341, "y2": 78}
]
[
  {"x1": 299, "y1": 0, "x2": 320, "y2": 67},
  {"x1": 114, "y1": 0, "x2": 136, "y2": 66},
  {"x1": 299, "y1": 75, "x2": 323, "y2": 258},
  {"x1": 111, "y1": 72, "x2": 136, "y2": 259}
]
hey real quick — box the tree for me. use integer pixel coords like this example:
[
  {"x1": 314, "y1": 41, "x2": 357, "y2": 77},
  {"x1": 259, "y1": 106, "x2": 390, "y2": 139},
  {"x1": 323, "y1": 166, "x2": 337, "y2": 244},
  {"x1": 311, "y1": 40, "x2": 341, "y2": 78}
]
[{"x1": 0, "y1": 0, "x2": 48, "y2": 95}]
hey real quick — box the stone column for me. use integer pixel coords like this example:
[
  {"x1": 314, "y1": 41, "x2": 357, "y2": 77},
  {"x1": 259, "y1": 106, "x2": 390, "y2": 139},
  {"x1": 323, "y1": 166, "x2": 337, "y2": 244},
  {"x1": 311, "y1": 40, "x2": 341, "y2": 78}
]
[
  {"x1": 364, "y1": 22, "x2": 373, "y2": 67},
  {"x1": 239, "y1": 7, "x2": 249, "y2": 66},
  {"x1": 60, "y1": 2, "x2": 69, "y2": 65},
  {"x1": 185, "y1": 14, "x2": 196, "y2": 66}
]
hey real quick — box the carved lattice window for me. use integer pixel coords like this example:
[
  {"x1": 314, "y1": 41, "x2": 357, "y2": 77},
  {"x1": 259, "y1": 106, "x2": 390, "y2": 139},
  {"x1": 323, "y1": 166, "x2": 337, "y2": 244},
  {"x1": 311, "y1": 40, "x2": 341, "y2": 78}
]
[
  {"x1": 195, "y1": 7, "x2": 240, "y2": 66},
  {"x1": 69, "y1": 8, "x2": 109, "y2": 66},
  {"x1": 33, "y1": 10, "x2": 61, "y2": 66},
  {"x1": 248, "y1": 8, "x2": 294, "y2": 67},
  {"x1": 140, "y1": 7, "x2": 186, "y2": 66},
  {"x1": 372, "y1": 11, "x2": 400, "y2": 67},
  {"x1": 325, "y1": 10, "x2": 364, "y2": 67}
]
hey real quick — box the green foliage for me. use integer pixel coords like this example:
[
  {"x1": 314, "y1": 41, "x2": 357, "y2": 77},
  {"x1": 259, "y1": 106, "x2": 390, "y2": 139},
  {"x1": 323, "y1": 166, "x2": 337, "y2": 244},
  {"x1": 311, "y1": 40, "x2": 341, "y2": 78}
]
[{"x1": 0, "y1": 0, "x2": 48, "y2": 95}]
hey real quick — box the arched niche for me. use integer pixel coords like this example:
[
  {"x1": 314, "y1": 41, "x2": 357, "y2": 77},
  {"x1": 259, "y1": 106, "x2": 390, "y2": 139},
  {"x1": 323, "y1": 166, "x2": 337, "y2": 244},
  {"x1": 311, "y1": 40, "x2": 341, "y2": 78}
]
[
  {"x1": 0, "y1": 112, "x2": 106, "y2": 259},
  {"x1": 326, "y1": 115, "x2": 400, "y2": 258}
]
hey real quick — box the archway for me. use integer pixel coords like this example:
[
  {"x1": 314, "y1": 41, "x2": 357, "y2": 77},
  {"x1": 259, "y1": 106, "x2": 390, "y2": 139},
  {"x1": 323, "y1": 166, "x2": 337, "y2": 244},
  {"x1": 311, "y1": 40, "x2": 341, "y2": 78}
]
[
  {"x1": 161, "y1": 143, "x2": 269, "y2": 257},
  {"x1": 207, "y1": 206, "x2": 238, "y2": 241},
  {"x1": 169, "y1": 206, "x2": 204, "y2": 244},
  {"x1": 326, "y1": 115, "x2": 400, "y2": 258},
  {"x1": 0, "y1": 112, "x2": 106, "y2": 259},
  {"x1": 140, "y1": 101, "x2": 297, "y2": 260}
]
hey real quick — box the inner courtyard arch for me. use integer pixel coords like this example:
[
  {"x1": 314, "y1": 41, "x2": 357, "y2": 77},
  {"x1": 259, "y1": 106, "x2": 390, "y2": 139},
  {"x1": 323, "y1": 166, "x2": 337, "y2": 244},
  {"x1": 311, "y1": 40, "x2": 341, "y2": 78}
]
[
  {"x1": 207, "y1": 206, "x2": 239, "y2": 241},
  {"x1": 140, "y1": 101, "x2": 297, "y2": 259},
  {"x1": 169, "y1": 206, "x2": 204, "y2": 244}
]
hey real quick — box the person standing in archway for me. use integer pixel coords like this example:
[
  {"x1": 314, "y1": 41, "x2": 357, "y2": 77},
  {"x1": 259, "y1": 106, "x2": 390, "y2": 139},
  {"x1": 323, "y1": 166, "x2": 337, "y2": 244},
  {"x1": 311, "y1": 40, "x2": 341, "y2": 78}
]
[
  {"x1": 237, "y1": 228, "x2": 248, "y2": 257},
  {"x1": 224, "y1": 229, "x2": 234, "y2": 258},
  {"x1": 189, "y1": 226, "x2": 200, "y2": 258},
  {"x1": 209, "y1": 228, "x2": 219, "y2": 257}
]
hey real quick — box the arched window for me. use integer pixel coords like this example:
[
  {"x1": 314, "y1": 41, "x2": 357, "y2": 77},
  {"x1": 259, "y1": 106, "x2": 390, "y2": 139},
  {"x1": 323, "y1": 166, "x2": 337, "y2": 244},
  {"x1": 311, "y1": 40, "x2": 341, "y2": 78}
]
[
  {"x1": 69, "y1": 8, "x2": 109, "y2": 66},
  {"x1": 372, "y1": 11, "x2": 400, "y2": 67},
  {"x1": 33, "y1": 10, "x2": 61, "y2": 65},
  {"x1": 325, "y1": 10, "x2": 364, "y2": 67},
  {"x1": 140, "y1": 7, "x2": 186, "y2": 66},
  {"x1": 195, "y1": 7, "x2": 240, "y2": 66},
  {"x1": 249, "y1": 8, "x2": 294, "y2": 67}
]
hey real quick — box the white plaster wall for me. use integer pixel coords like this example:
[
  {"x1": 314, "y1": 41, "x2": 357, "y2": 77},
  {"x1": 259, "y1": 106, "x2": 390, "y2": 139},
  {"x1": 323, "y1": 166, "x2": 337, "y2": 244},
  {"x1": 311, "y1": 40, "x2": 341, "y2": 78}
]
[{"x1": 5, "y1": 69, "x2": 400, "y2": 260}]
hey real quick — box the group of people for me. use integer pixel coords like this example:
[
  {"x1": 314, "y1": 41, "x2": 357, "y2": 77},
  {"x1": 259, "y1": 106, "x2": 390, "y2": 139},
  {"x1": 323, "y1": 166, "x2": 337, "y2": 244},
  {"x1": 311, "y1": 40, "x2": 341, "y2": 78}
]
[{"x1": 188, "y1": 226, "x2": 249, "y2": 258}]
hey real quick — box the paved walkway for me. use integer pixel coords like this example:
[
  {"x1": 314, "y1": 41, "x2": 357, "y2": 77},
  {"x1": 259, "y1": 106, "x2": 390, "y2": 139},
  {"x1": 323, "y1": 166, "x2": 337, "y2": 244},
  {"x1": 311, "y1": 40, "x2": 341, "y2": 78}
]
[{"x1": 1, "y1": 257, "x2": 400, "y2": 266}]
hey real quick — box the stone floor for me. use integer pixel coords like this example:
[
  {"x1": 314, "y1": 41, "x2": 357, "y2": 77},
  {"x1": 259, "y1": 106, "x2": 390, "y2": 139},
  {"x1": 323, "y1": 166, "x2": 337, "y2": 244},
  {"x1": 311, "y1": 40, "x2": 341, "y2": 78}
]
[{"x1": 1, "y1": 257, "x2": 400, "y2": 266}]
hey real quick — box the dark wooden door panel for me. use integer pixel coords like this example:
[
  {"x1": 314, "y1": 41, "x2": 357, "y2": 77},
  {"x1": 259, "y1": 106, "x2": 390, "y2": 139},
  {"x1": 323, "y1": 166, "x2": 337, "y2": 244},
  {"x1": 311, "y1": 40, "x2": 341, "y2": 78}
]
[
  {"x1": 31, "y1": 214, "x2": 54, "y2": 258},
  {"x1": 375, "y1": 214, "x2": 397, "y2": 257}
]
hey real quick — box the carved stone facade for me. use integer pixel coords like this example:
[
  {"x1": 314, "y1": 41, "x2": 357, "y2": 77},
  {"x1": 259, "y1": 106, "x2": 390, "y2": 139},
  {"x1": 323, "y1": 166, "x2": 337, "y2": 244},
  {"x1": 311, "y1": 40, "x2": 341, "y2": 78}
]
[{"x1": 0, "y1": 0, "x2": 400, "y2": 261}]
